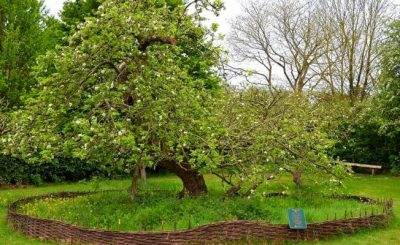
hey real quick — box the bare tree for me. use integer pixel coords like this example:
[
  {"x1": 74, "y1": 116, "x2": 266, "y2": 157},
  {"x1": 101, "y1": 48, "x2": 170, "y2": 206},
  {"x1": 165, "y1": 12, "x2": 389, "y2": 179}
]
[
  {"x1": 228, "y1": 0, "x2": 394, "y2": 100},
  {"x1": 228, "y1": 0, "x2": 328, "y2": 92},
  {"x1": 316, "y1": 0, "x2": 392, "y2": 101},
  {"x1": 227, "y1": 1, "x2": 274, "y2": 89}
]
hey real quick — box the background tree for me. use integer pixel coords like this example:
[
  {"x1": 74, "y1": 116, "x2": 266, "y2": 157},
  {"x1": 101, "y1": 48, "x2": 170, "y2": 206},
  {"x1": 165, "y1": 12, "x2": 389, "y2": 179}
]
[
  {"x1": 0, "y1": 0, "x2": 61, "y2": 105},
  {"x1": 228, "y1": 0, "x2": 327, "y2": 92},
  {"x1": 228, "y1": 0, "x2": 392, "y2": 101},
  {"x1": 316, "y1": 0, "x2": 392, "y2": 102},
  {"x1": 326, "y1": 19, "x2": 400, "y2": 173},
  {"x1": 375, "y1": 19, "x2": 400, "y2": 172},
  {"x1": 377, "y1": 20, "x2": 400, "y2": 137}
]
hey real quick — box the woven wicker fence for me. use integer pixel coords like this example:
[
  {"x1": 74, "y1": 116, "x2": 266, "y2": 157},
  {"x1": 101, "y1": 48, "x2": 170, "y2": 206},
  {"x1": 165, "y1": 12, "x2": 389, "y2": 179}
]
[{"x1": 8, "y1": 191, "x2": 394, "y2": 245}]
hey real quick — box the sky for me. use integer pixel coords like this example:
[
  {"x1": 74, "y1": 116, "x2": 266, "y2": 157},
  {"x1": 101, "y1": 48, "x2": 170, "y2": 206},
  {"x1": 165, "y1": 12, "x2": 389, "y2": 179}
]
[
  {"x1": 43, "y1": 0, "x2": 400, "y2": 37},
  {"x1": 43, "y1": 0, "x2": 243, "y2": 36}
]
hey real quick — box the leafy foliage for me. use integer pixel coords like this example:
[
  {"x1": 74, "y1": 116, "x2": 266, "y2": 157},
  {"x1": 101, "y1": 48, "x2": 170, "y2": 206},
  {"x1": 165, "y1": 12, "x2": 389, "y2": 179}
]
[
  {"x1": 60, "y1": 0, "x2": 101, "y2": 37},
  {"x1": 375, "y1": 20, "x2": 400, "y2": 173},
  {"x1": 378, "y1": 20, "x2": 400, "y2": 129},
  {"x1": 0, "y1": 155, "x2": 128, "y2": 186},
  {"x1": 0, "y1": 0, "x2": 364, "y2": 194},
  {"x1": 212, "y1": 88, "x2": 348, "y2": 194},
  {"x1": 0, "y1": 0, "x2": 61, "y2": 105},
  {"x1": 3, "y1": 0, "x2": 221, "y2": 179},
  {"x1": 331, "y1": 20, "x2": 400, "y2": 174}
]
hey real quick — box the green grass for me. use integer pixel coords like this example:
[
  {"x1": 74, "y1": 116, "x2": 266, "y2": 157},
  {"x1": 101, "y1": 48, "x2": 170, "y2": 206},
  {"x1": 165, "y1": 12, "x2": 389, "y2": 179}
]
[
  {"x1": 18, "y1": 183, "x2": 378, "y2": 232},
  {"x1": 0, "y1": 175, "x2": 399, "y2": 244}
]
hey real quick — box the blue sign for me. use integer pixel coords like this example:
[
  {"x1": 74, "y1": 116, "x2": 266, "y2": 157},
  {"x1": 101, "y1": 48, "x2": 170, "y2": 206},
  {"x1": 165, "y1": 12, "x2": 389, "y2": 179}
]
[{"x1": 288, "y1": 209, "x2": 307, "y2": 230}]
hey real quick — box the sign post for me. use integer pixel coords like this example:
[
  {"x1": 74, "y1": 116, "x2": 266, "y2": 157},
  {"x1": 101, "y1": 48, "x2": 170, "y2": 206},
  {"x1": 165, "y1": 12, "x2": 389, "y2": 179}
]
[{"x1": 288, "y1": 209, "x2": 307, "y2": 230}]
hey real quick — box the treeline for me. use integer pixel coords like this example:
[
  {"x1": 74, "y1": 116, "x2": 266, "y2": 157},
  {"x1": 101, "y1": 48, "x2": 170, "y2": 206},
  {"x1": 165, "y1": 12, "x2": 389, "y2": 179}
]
[
  {"x1": 0, "y1": 0, "x2": 103, "y2": 185},
  {"x1": 0, "y1": 0, "x2": 99, "y2": 106}
]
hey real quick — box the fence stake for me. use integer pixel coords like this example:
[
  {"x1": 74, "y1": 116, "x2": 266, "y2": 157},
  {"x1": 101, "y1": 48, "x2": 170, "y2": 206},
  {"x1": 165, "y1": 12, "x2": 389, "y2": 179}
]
[{"x1": 188, "y1": 215, "x2": 192, "y2": 229}]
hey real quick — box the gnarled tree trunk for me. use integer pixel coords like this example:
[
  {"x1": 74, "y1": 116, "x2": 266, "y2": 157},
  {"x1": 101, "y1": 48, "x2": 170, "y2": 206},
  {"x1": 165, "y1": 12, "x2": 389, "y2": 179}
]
[{"x1": 160, "y1": 160, "x2": 207, "y2": 197}]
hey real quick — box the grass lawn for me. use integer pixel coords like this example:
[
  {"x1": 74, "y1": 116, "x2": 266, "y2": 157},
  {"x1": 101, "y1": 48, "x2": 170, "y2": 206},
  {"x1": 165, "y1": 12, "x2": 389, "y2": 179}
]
[{"x1": 0, "y1": 174, "x2": 399, "y2": 244}]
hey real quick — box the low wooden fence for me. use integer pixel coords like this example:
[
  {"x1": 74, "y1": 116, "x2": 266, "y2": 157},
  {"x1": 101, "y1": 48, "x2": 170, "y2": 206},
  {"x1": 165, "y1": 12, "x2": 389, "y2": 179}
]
[{"x1": 8, "y1": 191, "x2": 394, "y2": 244}]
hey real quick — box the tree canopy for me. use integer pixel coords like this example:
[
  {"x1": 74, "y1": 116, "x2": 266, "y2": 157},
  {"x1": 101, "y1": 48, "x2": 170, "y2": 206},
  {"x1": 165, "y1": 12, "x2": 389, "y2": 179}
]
[
  {"x1": 378, "y1": 20, "x2": 400, "y2": 135},
  {"x1": 3, "y1": 0, "x2": 224, "y2": 198},
  {"x1": 60, "y1": 0, "x2": 101, "y2": 36},
  {"x1": 0, "y1": 0, "x2": 62, "y2": 106}
]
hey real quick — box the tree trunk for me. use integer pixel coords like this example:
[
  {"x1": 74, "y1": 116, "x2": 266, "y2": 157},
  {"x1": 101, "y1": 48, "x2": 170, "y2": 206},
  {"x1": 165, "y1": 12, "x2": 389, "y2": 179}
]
[
  {"x1": 292, "y1": 169, "x2": 303, "y2": 186},
  {"x1": 130, "y1": 165, "x2": 140, "y2": 201},
  {"x1": 160, "y1": 160, "x2": 207, "y2": 197},
  {"x1": 225, "y1": 184, "x2": 241, "y2": 199},
  {"x1": 139, "y1": 163, "x2": 147, "y2": 184}
]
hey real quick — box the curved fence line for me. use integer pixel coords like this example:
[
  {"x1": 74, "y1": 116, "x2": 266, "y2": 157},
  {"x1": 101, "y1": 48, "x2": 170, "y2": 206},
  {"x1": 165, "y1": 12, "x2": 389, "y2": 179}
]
[{"x1": 8, "y1": 191, "x2": 394, "y2": 245}]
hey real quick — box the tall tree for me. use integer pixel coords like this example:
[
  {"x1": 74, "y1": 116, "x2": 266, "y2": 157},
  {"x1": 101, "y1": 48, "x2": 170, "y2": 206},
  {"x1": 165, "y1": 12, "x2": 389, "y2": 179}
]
[
  {"x1": 0, "y1": 0, "x2": 60, "y2": 106},
  {"x1": 376, "y1": 19, "x2": 400, "y2": 171},
  {"x1": 228, "y1": 0, "x2": 392, "y2": 101},
  {"x1": 4, "y1": 0, "x2": 223, "y2": 199},
  {"x1": 317, "y1": 0, "x2": 392, "y2": 101},
  {"x1": 228, "y1": 0, "x2": 332, "y2": 93},
  {"x1": 377, "y1": 20, "x2": 400, "y2": 131}
]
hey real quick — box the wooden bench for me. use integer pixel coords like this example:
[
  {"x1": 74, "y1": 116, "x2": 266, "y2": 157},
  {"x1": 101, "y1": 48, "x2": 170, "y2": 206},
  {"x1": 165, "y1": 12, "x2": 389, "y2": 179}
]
[{"x1": 343, "y1": 162, "x2": 382, "y2": 176}]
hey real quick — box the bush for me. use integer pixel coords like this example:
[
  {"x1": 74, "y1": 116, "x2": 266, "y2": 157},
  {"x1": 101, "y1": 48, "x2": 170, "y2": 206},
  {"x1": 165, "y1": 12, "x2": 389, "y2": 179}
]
[
  {"x1": 330, "y1": 113, "x2": 400, "y2": 172},
  {"x1": 0, "y1": 155, "x2": 128, "y2": 186}
]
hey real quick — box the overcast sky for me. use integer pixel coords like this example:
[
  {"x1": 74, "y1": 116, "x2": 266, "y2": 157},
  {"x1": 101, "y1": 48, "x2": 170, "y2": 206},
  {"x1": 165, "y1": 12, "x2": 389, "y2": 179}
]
[
  {"x1": 43, "y1": 0, "x2": 243, "y2": 36},
  {"x1": 43, "y1": 0, "x2": 400, "y2": 36}
]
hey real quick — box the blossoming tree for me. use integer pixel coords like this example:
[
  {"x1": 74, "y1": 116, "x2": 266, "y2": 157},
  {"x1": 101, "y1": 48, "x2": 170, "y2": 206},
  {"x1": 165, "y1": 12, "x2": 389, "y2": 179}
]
[
  {"x1": 4, "y1": 0, "x2": 223, "y2": 199},
  {"x1": 3, "y1": 0, "x2": 347, "y2": 200}
]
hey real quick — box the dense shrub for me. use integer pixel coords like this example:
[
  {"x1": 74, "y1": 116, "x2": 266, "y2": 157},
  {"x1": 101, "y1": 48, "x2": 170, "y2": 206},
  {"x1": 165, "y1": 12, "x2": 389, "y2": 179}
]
[
  {"x1": 0, "y1": 155, "x2": 128, "y2": 186},
  {"x1": 330, "y1": 108, "x2": 400, "y2": 173}
]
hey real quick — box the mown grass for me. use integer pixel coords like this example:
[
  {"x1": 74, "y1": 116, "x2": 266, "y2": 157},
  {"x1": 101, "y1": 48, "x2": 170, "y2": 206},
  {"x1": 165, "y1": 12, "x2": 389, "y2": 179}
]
[{"x1": 0, "y1": 174, "x2": 399, "y2": 244}]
